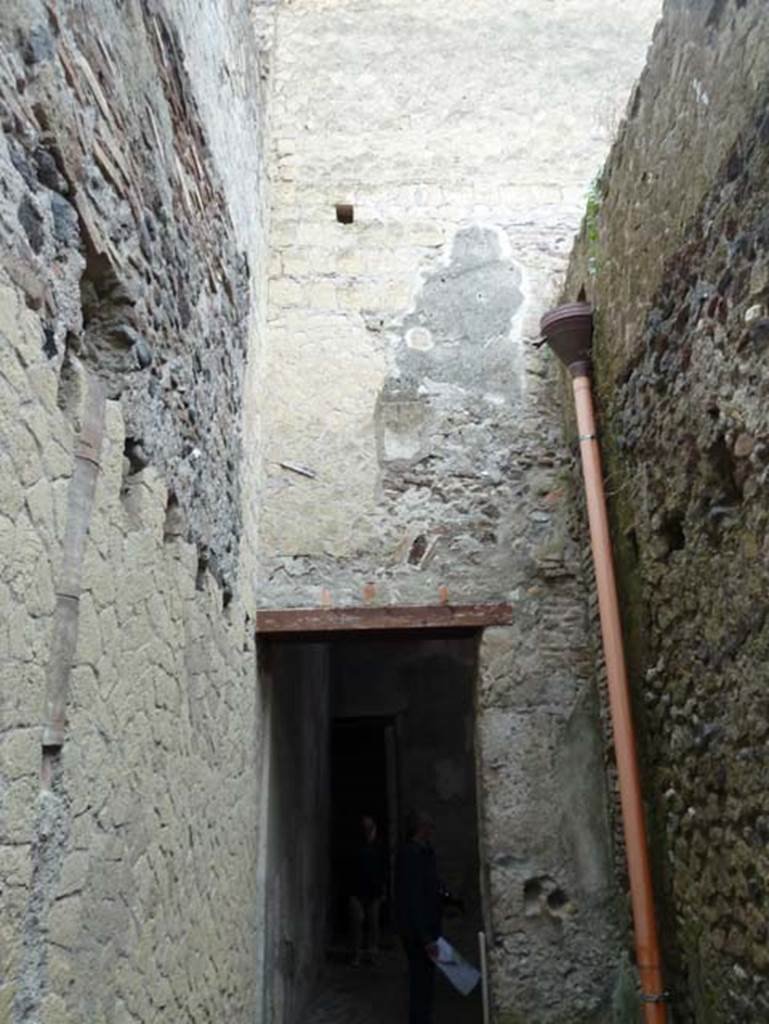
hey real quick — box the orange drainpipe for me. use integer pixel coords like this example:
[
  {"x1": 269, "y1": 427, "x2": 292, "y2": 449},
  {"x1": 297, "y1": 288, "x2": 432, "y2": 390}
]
[{"x1": 541, "y1": 303, "x2": 668, "y2": 1023}]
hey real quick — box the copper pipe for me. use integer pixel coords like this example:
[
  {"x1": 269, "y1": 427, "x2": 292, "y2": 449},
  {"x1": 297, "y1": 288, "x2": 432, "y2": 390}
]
[
  {"x1": 571, "y1": 371, "x2": 666, "y2": 1022},
  {"x1": 539, "y1": 303, "x2": 667, "y2": 1020}
]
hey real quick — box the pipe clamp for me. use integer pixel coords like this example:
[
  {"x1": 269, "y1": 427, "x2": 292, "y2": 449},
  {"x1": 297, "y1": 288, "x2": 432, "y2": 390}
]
[{"x1": 640, "y1": 992, "x2": 670, "y2": 1004}]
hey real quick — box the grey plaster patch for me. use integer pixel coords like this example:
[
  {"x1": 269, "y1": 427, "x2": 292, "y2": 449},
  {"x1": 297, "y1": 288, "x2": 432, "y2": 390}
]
[
  {"x1": 556, "y1": 687, "x2": 613, "y2": 900},
  {"x1": 396, "y1": 225, "x2": 524, "y2": 393}
]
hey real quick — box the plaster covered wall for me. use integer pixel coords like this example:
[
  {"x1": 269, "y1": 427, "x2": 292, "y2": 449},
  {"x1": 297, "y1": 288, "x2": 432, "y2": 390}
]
[
  {"x1": 261, "y1": 642, "x2": 330, "y2": 1024},
  {"x1": 0, "y1": 1, "x2": 274, "y2": 1020},
  {"x1": 258, "y1": 0, "x2": 661, "y2": 608},
  {"x1": 259, "y1": 2, "x2": 662, "y2": 1020},
  {"x1": 564, "y1": 1, "x2": 769, "y2": 1020}
]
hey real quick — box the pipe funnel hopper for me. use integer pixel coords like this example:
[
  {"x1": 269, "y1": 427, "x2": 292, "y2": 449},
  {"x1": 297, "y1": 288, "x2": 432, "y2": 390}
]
[{"x1": 540, "y1": 302, "x2": 594, "y2": 376}]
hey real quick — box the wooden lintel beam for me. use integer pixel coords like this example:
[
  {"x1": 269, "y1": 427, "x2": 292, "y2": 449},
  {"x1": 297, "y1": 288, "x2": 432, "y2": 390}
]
[{"x1": 254, "y1": 603, "x2": 513, "y2": 635}]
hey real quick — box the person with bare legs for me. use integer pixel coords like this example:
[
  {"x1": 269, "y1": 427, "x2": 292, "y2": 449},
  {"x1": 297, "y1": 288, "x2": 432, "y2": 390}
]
[{"x1": 349, "y1": 814, "x2": 386, "y2": 966}]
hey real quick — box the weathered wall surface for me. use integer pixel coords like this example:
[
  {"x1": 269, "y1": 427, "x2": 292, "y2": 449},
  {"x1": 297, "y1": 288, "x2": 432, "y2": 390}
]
[
  {"x1": 259, "y1": 2, "x2": 661, "y2": 1020},
  {"x1": 0, "y1": 0, "x2": 265, "y2": 590},
  {"x1": 2, "y1": 360, "x2": 261, "y2": 1022},
  {"x1": 261, "y1": 643, "x2": 330, "y2": 1024},
  {"x1": 0, "y1": 1, "x2": 274, "y2": 1021},
  {"x1": 259, "y1": 0, "x2": 661, "y2": 610},
  {"x1": 168, "y1": 0, "x2": 277, "y2": 594},
  {"x1": 564, "y1": 1, "x2": 769, "y2": 1020},
  {"x1": 477, "y1": 595, "x2": 628, "y2": 1021}
]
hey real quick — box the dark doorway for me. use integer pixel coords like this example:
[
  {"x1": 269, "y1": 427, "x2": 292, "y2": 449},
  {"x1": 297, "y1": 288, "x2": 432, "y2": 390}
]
[
  {"x1": 260, "y1": 626, "x2": 487, "y2": 1024},
  {"x1": 327, "y1": 634, "x2": 483, "y2": 965},
  {"x1": 329, "y1": 717, "x2": 398, "y2": 941}
]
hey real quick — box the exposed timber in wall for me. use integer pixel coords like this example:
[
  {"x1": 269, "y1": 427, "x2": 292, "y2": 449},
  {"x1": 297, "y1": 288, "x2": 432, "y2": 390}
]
[
  {"x1": 254, "y1": 603, "x2": 513, "y2": 635},
  {"x1": 42, "y1": 370, "x2": 105, "y2": 748}
]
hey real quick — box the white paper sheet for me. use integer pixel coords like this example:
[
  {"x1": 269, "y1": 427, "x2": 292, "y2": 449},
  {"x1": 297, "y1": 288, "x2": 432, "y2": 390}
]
[{"x1": 433, "y1": 936, "x2": 481, "y2": 996}]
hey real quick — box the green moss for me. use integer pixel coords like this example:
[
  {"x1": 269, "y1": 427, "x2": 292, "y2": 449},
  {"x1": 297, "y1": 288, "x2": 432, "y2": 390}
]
[
  {"x1": 584, "y1": 177, "x2": 603, "y2": 277},
  {"x1": 610, "y1": 953, "x2": 642, "y2": 1023}
]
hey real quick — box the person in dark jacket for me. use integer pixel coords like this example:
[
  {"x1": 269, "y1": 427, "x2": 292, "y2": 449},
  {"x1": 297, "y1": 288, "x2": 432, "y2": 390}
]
[
  {"x1": 395, "y1": 811, "x2": 442, "y2": 1024},
  {"x1": 349, "y1": 815, "x2": 387, "y2": 965}
]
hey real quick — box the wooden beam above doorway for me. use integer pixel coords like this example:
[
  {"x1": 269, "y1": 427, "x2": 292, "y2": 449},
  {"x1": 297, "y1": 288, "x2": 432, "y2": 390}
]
[{"x1": 254, "y1": 602, "x2": 513, "y2": 635}]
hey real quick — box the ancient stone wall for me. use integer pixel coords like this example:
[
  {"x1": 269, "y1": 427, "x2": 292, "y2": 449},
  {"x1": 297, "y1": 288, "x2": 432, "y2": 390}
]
[
  {"x1": 0, "y1": 0, "x2": 266, "y2": 588},
  {"x1": 0, "y1": 1, "x2": 274, "y2": 1021},
  {"x1": 2, "y1": 359, "x2": 261, "y2": 1022},
  {"x1": 259, "y1": 2, "x2": 661, "y2": 1020},
  {"x1": 564, "y1": 1, "x2": 769, "y2": 1020}
]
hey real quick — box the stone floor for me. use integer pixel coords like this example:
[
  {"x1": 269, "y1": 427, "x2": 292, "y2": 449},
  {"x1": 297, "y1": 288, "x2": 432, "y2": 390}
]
[{"x1": 300, "y1": 940, "x2": 484, "y2": 1024}]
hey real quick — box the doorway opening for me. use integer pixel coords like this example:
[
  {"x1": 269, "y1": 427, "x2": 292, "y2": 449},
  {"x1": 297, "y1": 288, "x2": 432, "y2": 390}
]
[
  {"x1": 258, "y1": 619, "x2": 496, "y2": 1024},
  {"x1": 327, "y1": 632, "x2": 483, "y2": 971}
]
